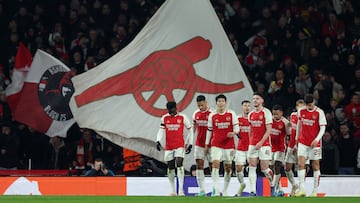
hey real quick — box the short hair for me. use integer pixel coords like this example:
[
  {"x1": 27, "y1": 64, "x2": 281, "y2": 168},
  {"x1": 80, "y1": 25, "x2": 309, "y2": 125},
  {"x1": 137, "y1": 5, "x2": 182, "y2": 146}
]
[
  {"x1": 241, "y1": 100, "x2": 250, "y2": 105},
  {"x1": 215, "y1": 94, "x2": 226, "y2": 102},
  {"x1": 296, "y1": 99, "x2": 305, "y2": 106},
  {"x1": 304, "y1": 94, "x2": 314, "y2": 104},
  {"x1": 253, "y1": 92, "x2": 264, "y2": 99},
  {"x1": 196, "y1": 95, "x2": 206, "y2": 102},
  {"x1": 272, "y1": 104, "x2": 283, "y2": 111},
  {"x1": 166, "y1": 101, "x2": 176, "y2": 110}
]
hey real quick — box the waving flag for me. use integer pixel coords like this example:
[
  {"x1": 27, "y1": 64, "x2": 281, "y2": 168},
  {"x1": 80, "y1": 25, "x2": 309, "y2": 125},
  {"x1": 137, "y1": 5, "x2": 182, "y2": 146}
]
[
  {"x1": 13, "y1": 50, "x2": 75, "y2": 137},
  {"x1": 5, "y1": 42, "x2": 33, "y2": 112},
  {"x1": 69, "y1": 0, "x2": 253, "y2": 169}
]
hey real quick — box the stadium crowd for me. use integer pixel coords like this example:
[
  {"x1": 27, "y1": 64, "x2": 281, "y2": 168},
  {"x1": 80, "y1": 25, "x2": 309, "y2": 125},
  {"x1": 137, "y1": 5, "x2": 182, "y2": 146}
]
[{"x1": 1, "y1": 0, "x2": 360, "y2": 177}]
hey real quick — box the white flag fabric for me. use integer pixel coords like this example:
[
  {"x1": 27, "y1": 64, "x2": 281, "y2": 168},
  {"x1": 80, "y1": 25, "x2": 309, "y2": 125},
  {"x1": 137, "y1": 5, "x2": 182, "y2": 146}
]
[
  {"x1": 70, "y1": 0, "x2": 253, "y2": 169},
  {"x1": 14, "y1": 50, "x2": 75, "y2": 137},
  {"x1": 5, "y1": 42, "x2": 32, "y2": 112}
]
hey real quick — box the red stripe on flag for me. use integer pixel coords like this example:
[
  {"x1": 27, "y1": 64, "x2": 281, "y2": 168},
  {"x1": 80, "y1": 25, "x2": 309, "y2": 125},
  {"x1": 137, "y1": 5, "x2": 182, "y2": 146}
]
[
  {"x1": 14, "y1": 42, "x2": 32, "y2": 70},
  {"x1": 13, "y1": 82, "x2": 52, "y2": 133}
]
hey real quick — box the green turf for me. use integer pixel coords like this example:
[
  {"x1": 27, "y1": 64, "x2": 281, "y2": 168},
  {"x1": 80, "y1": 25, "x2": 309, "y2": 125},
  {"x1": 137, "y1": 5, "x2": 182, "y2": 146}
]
[{"x1": 0, "y1": 196, "x2": 360, "y2": 203}]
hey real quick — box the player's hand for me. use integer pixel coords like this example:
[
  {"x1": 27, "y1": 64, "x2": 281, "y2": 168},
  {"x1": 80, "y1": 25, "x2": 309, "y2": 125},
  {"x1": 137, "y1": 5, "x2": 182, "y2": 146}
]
[
  {"x1": 205, "y1": 145, "x2": 209, "y2": 154},
  {"x1": 156, "y1": 141, "x2": 162, "y2": 151},
  {"x1": 255, "y1": 142, "x2": 262, "y2": 150},
  {"x1": 227, "y1": 132, "x2": 235, "y2": 138},
  {"x1": 293, "y1": 146, "x2": 297, "y2": 155},
  {"x1": 310, "y1": 140, "x2": 318, "y2": 148},
  {"x1": 185, "y1": 145, "x2": 192, "y2": 154}
]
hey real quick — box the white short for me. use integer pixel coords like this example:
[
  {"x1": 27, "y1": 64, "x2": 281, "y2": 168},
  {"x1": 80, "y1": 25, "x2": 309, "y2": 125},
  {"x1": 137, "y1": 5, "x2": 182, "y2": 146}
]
[
  {"x1": 271, "y1": 151, "x2": 285, "y2": 165},
  {"x1": 285, "y1": 147, "x2": 297, "y2": 164},
  {"x1": 234, "y1": 150, "x2": 247, "y2": 165},
  {"x1": 248, "y1": 145, "x2": 272, "y2": 160},
  {"x1": 211, "y1": 146, "x2": 234, "y2": 164},
  {"x1": 194, "y1": 145, "x2": 212, "y2": 162},
  {"x1": 297, "y1": 143, "x2": 322, "y2": 160},
  {"x1": 164, "y1": 147, "x2": 185, "y2": 162}
]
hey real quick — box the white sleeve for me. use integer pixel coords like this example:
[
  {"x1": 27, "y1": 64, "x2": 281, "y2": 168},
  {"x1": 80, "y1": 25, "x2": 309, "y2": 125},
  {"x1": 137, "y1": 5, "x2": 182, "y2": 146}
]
[
  {"x1": 183, "y1": 114, "x2": 194, "y2": 145},
  {"x1": 314, "y1": 125, "x2": 326, "y2": 142},
  {"x1": 205, "y1": 113, "x2": 213, "y2": 145},
  {"x1": 156, "y1": 116, "x2": 165, "y2": 142},
  {"x1": 232, "y1": 111, "x2": 239, "y2": 134}
]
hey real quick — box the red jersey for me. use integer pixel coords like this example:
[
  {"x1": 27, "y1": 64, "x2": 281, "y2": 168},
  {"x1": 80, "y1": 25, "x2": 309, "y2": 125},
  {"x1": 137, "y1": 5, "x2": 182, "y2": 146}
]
[
  {"x1": 208, "y1": 110, "x2": 238, "y2": 149},
  {"x1": 289, "y1": 112, "x2": 299, "y2": 148},
  {"x1": 237, "y1": 116, "x2": 250, "y2": 151},
  {"x1": 159, "y1": 113, "x2": 192, "y2": 150},
  {"x1": 193, "y1": 108, "x2": 212, "y2": 148},
  {"x1": 270, "y1": 117, "x2": 290, "y2": 152},
  {"x1": 248, "y1": 107, "x2": 272, "y2": 146},
  {"x1": 297, "y1": 106, "x2": 327, "y2": 147}
]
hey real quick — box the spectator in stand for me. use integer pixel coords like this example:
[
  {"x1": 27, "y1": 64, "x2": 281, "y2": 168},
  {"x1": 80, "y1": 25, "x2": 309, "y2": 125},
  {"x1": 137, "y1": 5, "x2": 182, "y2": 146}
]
[
  {"x1": 74, "y1": 129, "x2": 96, "y2": 173},
  {"x1": 0, "y1": 122, "x2": 18, "y2": 170},
  {"x1": 321, "y1": 10, "x2": 345, "y2": 40},
  {"x1": 321, "y1": 129, "x2": 339, "y2": 175},
  {"x1": 294, "y1": 64, "x2": 312, "y2": 98},
  {"x1": 337, "y1": 123, "x2": 358, "y2": 175},
  {"x1": 344, "y1": 93, "x2": 360, "y2": 130},
  {"x1": 45, "y1": 136, "x2": 69, "y2": 170},
  {"x1": 84, "y1": 158, "x2": 115, "y2": 176}
]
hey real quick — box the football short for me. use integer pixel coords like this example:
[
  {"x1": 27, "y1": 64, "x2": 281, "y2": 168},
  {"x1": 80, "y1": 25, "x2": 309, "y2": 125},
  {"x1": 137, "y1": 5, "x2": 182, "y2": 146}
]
[
  {"x1": 234, "y1": 150, "x2": 248, "y2": 165},
  {"x1": 248, "y1": 145, "x2": 272, "y2": 160},
  {"x1": 297, "y1": 143, "x2": 322, "y2": 160},
  {"x1": 194, "y1": 145, "x2": 212, "y2": 162},
  {"x1": 211, "y1": 146, "x2": 234, "y2": 164},
  {"x1": 285, "y1": 147, "x2": 297, "y2": 164},
  {"x1": 271, "y1": 151, "x2": 285, "y2": 165},
  {"x1": 164, "y1": 147, "x2": 185, "y2": 161}
]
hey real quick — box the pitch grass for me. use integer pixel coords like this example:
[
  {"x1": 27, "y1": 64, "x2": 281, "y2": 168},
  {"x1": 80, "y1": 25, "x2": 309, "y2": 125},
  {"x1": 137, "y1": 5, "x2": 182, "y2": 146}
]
[{"x1": 1, "y1": 196, "x2": 360, "y2": 203}]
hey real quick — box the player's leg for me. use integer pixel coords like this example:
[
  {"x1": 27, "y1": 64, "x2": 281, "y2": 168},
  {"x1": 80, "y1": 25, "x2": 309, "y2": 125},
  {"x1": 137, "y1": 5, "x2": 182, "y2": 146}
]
[
  {"x1": 222, "y1": 149, "x2": 234, "y2": 196},
  {"x1": 310, "y1": 147, "x2": 322, "y2": 197},
  {"x1": 195, "y1": 146, "x2": 206, "y2": 196},
  {"x1": 235, "y1": 150, "x2": 246, "y2": 196},
  {"x1": 285, "y1": 147, "x2": 298, "y2": 196},
  {"x1": 248, "y1": 145, "x2": 259, "y2": 196},
  {"x1": 210, "y1": 147, "x2": 221, "y2": 196},
  {"x1": 259, "y1": 146, "x2": 274, "y2": 196},
  {"x1": 174, "y1": 148, "x2": 185, "y2": 196},
  {"x1": 295, "y1": 143, "x2": 308, "y2": 196},
  {"x1": 165, "y1": 150, "x2": 176, "y2": 196}
]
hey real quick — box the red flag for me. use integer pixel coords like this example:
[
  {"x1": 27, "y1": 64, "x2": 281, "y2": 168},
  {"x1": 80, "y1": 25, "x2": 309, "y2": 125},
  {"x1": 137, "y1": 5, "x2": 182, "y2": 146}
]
[
  {"x1": 5, "y1": 42, "x2": 33, "y2": 112},
  {"x1": 13, "y1": 50, "x2": 75, "y2": 137}
]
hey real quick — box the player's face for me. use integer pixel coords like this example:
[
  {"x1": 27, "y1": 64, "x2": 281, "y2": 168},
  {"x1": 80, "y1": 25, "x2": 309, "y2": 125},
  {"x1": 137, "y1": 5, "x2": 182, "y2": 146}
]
[
  {"x1": 168, "y1": 107, "x2": 177, "y2": 116},
  {"x1": 306, "y1": 102, "x2": 315, "y2": 111},
  {"x1": 253, "y1": 95, "x2": 263, "y2": 107},
  {"x1": 272, "y1": 109, "x2": 283, "y2": 120},
  {"x1": 296, "y1": 103, "x2": 305, "y2": 110},
  {"x1": 216, "y1": 98, "x2": 226, "y2": 110},
  {"x1": 242, "y1": 102, "x2": 251, "y2": 114},
  {"x1": 197, "y1": 100, "x2": 208, "y2": 111}
]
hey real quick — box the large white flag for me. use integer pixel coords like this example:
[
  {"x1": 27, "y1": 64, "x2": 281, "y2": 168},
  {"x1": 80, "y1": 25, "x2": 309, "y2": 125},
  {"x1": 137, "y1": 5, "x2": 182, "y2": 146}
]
[
  {"x1": 14, "y1": 50, "x2": 75, "y2": 137},
  {"x1": 70, "y1": 0, "x2": 253, "y2": 169}
]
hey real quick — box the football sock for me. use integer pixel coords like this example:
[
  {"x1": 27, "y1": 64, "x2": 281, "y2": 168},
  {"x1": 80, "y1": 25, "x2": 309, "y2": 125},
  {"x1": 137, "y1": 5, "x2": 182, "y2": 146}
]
[
  {"x1": 196, "y1": 169, "x2": 205, "y2": 192},
  {"x1": 249, "y1": 166, "x2": 257, "y2": 193}
]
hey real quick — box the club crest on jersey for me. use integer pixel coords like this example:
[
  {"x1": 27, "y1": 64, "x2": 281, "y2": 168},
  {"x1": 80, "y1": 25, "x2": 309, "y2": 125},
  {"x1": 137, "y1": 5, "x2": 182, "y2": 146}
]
[
  {"x1": 312, "y1": 115, "x2": 317, "y2": 119},
  {"x1": 279, "y1": 124, "x2": 283, "y2": 129},
  {"x1": 226, "y1": 116, "x2": 230, "y2": 121},
  {"x1": 38, "y1": 65, "x2": 75, "y2": 121},
  {"x1": 177, "y1": 119, "x2": 182, "y2": 123},
  {"x1": 259, "y1": 115, "x2": 263, "y2": 120}
]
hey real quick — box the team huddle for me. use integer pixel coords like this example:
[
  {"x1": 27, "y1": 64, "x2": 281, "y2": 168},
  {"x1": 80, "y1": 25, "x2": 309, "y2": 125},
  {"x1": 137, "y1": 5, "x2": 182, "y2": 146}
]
[{"x1": 156, "y1": 92, "x2": 326, "y2": 197}]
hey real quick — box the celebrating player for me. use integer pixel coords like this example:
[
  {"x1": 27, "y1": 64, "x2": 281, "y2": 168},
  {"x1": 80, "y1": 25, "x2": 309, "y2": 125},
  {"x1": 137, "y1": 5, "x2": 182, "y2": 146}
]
[
  {"x1": 156, "y1": 101, "x2": 194, "y2": 196},
  {"x1": 295, "y1": 94, "x2": 327, "y2": 197},
  {"x1": 205, "y1": 94, "x2": 239, "y2": 196},
  {"x1": 192, "y1": 95, "x2": 213, "y2": 196}
]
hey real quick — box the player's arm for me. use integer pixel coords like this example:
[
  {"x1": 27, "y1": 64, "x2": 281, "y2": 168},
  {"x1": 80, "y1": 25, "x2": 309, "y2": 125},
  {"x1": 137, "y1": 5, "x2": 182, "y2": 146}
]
[
  {"x1": 205, "y1": 114, "x2": 213, "y2": 146},
  {"x1": 258, "y1": 123, "x2": 271, "y2": 147},
  {"x1": 156, "y1": 117, "x2": 165, "y2": 151},
  {"x1": 184, "y1": 115, "x2": 194, "y2": 146},
  {"x1": 311, "y1": 109, "x2": 327, "y2": 147}
]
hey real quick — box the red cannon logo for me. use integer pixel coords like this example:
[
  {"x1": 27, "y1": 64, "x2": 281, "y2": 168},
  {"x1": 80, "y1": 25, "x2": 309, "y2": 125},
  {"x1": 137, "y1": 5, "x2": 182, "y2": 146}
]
[{"x1": 75, "y1": 36, "x2": 244, "y2": 117}]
